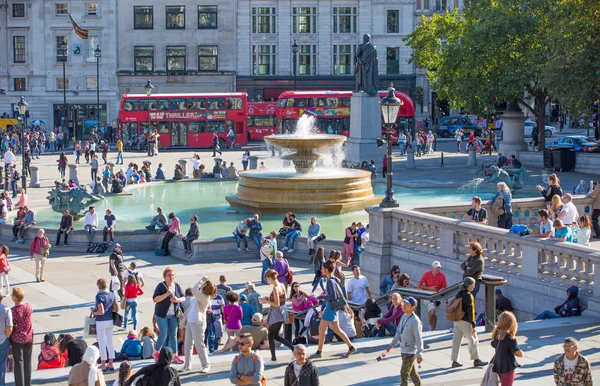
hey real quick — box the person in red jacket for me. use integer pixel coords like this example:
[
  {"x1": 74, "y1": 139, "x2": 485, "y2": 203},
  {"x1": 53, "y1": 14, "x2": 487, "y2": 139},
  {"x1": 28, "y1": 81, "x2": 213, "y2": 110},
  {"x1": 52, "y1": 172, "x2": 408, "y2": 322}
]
[
  {"x1": 29, "y1": 229, "x2": 50, "y2": 283},
  {"x1": 123, "y1": 275, "x2": 144, "y2": 331}
]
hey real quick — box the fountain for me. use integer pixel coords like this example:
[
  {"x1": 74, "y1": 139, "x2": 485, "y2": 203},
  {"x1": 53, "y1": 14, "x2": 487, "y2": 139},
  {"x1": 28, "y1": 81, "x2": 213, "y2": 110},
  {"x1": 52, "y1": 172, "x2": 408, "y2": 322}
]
[{"x1": 225, "y1": 116, "x2": 381, "y2": 214}]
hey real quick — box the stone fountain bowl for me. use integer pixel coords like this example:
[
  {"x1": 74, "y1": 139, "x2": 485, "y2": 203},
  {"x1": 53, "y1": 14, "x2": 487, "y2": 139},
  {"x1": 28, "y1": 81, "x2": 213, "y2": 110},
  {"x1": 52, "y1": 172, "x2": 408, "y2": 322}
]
[{"x1": 264, "y1": 134, "x2": 346, "y2": 151}]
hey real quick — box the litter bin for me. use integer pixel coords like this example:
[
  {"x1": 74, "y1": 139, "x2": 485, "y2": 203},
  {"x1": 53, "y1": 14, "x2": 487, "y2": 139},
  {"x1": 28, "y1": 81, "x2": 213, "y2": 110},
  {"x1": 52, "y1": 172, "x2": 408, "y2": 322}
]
[
  {"x1": 543, "y1": 149, "x2": 553, "y2": 168},
  {"x1": 552, "y1": 148, "x2": 576, "y2": 171}
]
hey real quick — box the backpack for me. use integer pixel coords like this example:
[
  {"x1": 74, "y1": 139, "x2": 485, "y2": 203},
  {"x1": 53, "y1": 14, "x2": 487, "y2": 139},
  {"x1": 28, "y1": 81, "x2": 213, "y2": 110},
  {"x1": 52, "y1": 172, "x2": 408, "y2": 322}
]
[
  {"x1": 95, "y1": 243, "x2": 108, "y2": 254},
  {"x1": 490, "y1": 194, "x2": 505, "y2": 216},
  {"x1": 235, "y1": 354, "x2": 267, "y2": 386},
  {"x1": 446, "y1": 296, "x2": 465, "y2": 322},
  {"x1": 309, "y1": 307, "x2": 322, "y2": 337}
]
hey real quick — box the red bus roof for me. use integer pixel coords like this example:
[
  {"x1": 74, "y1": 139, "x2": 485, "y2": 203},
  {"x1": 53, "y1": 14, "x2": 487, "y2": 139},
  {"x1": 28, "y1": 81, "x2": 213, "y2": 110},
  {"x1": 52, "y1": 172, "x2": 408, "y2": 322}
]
[
  {"x1": 278, "y1": 90, "x2": 415, "y2": 117},
  {"x1": 121, "y1": 92, "x2": 247, "y2": 98}
]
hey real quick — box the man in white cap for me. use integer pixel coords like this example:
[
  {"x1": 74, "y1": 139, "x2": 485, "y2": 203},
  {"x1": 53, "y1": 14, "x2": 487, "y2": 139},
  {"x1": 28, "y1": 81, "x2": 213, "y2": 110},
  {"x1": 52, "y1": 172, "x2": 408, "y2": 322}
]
[{"x1": 418, "y1": 261, "x2": 447, "y2": 331}]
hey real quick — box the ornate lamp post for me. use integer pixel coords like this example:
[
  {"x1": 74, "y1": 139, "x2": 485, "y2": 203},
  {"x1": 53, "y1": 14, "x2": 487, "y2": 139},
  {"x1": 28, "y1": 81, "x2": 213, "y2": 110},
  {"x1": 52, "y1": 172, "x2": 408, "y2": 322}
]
[
  {"x1": 144, "y1": 79, "x2": 154, "y2": 156},
  {"x1": 291, "y1": 40, "x2": 298, "y2": 90},
  {"x1": 94, "y1": 45, "x2": 102, "y2": 129},
  {"x1": 378, "y1": 83, "x2": 401, "y2": 208},
  {"x1": 60, "y1": 41, "x2": 68, "y2": 127},
  {"x1": 17, "y1": 96, "x2": 28, "y2": 192}
]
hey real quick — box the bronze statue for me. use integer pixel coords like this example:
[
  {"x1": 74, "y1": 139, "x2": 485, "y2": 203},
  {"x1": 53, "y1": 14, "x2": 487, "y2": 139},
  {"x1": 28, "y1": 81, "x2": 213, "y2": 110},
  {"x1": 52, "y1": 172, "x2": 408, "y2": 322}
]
[
  {"x1": 47, "y1": 186, "x2": 100, "y2": 219},
  {"x1": 354, "y1": 34, "x2": 379, "y2": 95}
]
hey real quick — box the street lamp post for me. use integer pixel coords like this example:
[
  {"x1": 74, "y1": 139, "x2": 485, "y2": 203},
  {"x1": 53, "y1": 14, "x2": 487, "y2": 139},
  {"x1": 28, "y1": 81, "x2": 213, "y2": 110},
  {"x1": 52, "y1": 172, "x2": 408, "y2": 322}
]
[
  {"x1": 60, "y1": 42, "x2": 68, "y2": 128},
  {"x1": 144, "y1": 79, "x2": 154, "y2": 156},
  {"x1": 291, "y1": 40, "x2": 298, "y2": 91},
  {"x1": 17, "y1": 96, "x2": 28, "y2": 192},
  {"x1": 94, "y1": 45, "x2": 101, "y2": 129},
  {"x1": 378, "y1": 83, "x2": 401, "y2": 208}
]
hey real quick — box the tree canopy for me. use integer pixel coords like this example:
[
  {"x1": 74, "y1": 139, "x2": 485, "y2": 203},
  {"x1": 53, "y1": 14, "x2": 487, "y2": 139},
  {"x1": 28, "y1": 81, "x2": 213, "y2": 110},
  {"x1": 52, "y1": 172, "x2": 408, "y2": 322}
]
[{"x1": 405, "y1": 0, "x2": 600, "y2": 148}]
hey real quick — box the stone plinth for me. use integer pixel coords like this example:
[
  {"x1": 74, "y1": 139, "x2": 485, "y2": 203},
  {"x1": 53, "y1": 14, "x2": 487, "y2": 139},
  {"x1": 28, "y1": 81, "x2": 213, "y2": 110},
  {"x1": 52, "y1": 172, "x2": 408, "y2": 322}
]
[
  {"x1": 467, "y1": 148, "x2": 477, "y2": 166},
  {"x1": 177, "y1": 159, "x2": 189, "y2": 179},
  {"x1": 29, "y1": 165, "x2": 40, "y2": 188},
  {"x1": 499, "y1": 110, "x2": 527, "y2": 153},
  {"x1": 68, "y1": 164, "x2": 79, "y2": 186},
  {"x1": 345, "y1": 92, "x2": 384, "y2": 166},
  {"x1": 248, "y1": 156, "x2": 258, "y2": 170}
]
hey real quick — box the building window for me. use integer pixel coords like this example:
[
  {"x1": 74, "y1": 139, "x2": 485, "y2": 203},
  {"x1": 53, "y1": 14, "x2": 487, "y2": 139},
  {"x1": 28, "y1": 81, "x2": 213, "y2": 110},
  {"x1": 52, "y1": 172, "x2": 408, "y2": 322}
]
[
  {"x1": 252, "y1": 45, "x2": 276, "y2": 75},
  {"x1": 12, "y1": 4, "x2": 25, "y2": 18},
  {"x1": 333, "y1": 7, "x2": 357, "y2": 34},
  {"x1": 166, "y1": 6, "x2": 185, "y2": 29},
  {"x1": 198, "y1": 46, "x2": 218, "y2": 71},
  {"x1": 13, "y1": 36, "x2": 26, "y2": 63},
  {"x1": 435, "y1": 0, "x2": 447, "y2": 11},
  {"x1": 134, "y1": 6, "x2": 153, "y2": 29},
  {"x1": 386, "y1": 47, "x2": 399, "y2": 74},
  {"x1": 14, "y1": 78, "x2": 26, "y2": 92},
  {"x1": 55, "y1": 3, "x2": 68, "y2": 16},
  {"x1": 85, "y1": 2, "x2": 98, "y2": 16},
  {"x1": 298, "y1": 45, "x2": 316, "y2": 75},
  {"x1": 198, "y1": 6, "x2": 217, "y2": 29},
  {"x1": 56, "y1": 35, "x2": 68, "y2": 62},
  {"x1": 252, "y1": 7, "x2": 276, "y2": 34},
  {"x1": 166, "y1": 46, "x2": 186, "y2": 72},
  {"x1": 387, "y1": 10, "x2": 399, "y2": 33},
  {"x1": 134, "y1": 46, "x2": 154, "y2": 72},
  {"x1": 292, "y1": 7, "x2": 316, "y2": 34},
  {"x1": 57, "y1": 77, "x2": 69, "y2": 90},
  {"x1": 86, "y1": 77, "x2": 98, "y2": 90},
  {"x1": 333, "y1": 45, "x2": 353, "y2": 74}
]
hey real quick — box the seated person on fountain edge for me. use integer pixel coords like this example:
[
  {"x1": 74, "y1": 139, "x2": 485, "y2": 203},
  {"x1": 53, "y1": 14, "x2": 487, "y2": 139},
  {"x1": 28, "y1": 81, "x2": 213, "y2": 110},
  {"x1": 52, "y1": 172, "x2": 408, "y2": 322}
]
[
  {"x1": 461, "y1": 196, "x2": 488, "y2": 224},
  {"x1": 531, "y1": 209, "x2": 554, "y2": 238}
]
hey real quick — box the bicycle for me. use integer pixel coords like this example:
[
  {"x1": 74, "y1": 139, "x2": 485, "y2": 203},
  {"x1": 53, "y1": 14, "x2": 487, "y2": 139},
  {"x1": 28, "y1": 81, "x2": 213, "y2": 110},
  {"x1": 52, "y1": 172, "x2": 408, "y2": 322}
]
[{"x1": 475, "y1": 162, "x2": 495, "y2": 179}]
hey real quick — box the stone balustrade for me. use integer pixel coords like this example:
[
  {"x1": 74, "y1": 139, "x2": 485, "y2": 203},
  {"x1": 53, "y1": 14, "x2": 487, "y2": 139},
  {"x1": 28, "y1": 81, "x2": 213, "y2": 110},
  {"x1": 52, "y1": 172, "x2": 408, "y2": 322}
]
[{"x1": 363, "y1": 204, "x2": 600, "y2": 318}]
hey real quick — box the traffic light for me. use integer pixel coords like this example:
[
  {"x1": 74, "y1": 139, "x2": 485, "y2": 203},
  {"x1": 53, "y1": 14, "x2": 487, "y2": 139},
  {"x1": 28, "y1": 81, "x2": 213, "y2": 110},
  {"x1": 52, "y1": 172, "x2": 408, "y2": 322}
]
[
  {"x1": 25, "y1": 110, "x2": 30, "y2": 118},
  {"x1": 90, "y1": 107, "x2": 95, "y2": 116}
]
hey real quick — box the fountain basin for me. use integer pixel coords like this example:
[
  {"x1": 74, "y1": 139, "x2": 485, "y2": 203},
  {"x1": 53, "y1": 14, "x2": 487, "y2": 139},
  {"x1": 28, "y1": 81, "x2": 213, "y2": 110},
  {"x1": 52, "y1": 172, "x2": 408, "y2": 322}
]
[{"x1": 225, "y1": 168, "x2": 381, "y2": 214}]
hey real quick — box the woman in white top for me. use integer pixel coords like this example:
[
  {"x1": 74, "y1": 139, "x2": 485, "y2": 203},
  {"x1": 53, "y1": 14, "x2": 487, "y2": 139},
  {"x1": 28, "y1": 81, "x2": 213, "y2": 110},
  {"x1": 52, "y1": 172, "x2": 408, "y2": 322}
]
[
  {"x1": 180, "y1": 277, "x2": 217, "y2": 373},
  {"x1": 241, "y1": 150, "x2": 250, "y2": 171},
  {"x1": 337, "y1": 305, "x2": 357, "y2": 340},
  {"x1": 456, "y1": 129, "x2": 463, "y2": 153}
]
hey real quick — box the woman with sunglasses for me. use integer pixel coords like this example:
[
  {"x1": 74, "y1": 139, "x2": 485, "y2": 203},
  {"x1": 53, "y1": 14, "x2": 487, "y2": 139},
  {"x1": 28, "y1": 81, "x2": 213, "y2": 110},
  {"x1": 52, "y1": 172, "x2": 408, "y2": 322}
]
[{"x1": 380, "y1": 265, "x2": 400, "y2": 295}]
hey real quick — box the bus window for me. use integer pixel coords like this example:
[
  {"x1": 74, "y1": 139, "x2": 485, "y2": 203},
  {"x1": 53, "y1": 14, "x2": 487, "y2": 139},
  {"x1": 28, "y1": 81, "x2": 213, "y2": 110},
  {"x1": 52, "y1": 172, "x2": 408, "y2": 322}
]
[
  {"x1": 188, "y1": 98, "x2": 206, "y2": 110},
  {"x1": 170, "y1": 98, "x2": 186, "y2": 110},
  {"x1": 340, "y1": 98, "x2": 351, "y2": 106},
  {"x1": 123, "y1": 122, "x2": 138, "y2": 141},
  {"x1": 207, "y1": 98, "x2": 225, "y2": 110},
  {"x1": 158, "y1": 99, "x2": 169, "y2": 111},
  {"x1": 226, "y1": 97, "x2": 243, "y2": 110},
  {"x1": 140, "y1": 121, "x2": 157, "y2": 133},
  {"x1": 286, "y1": 99, "x2": 295, "y2": 108},
  {"x1": 278, "y1": 98, "x2": 288, "y2": 108},
  {"x1": 247, "y1": 117, "x2": 255, "y2": 127},
  {"x1": 123, "y1": 99, "x2": 139, "y2": 112},
  {"x1": 207, "y1": 121, "x2": 227, "y2": 132},
  {"x1": 158, "y1": 121, "x2": 170, "y2": 134},
  {"x1": 253, "y1": 116, "x2": 275, "y2": 126},
  {"x1": 188, "y1": 121, "x2": 206, "y2": 133},
  {"x1": 326, "y1": 98, "x2": 338, "y2": 106},
  {"x1": 313, "y1": 98, "x2": 326, "y2": 107},
  {"x1": 294, "y1": 98, "x2": 308, "y2": 107}
]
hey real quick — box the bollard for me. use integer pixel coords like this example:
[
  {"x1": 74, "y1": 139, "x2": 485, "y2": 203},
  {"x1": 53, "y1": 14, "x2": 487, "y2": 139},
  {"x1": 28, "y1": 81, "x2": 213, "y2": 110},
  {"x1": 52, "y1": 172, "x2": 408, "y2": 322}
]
[
  {"x1": 107, "y1": 162, "x2": 115, "y2": 176},
  {"x1": 177, "y1": 159, "x2": 189, "y2": 179},
  {"x1": 29, "y1": 165, "x2": 40, "y2": 188},
  {"x1": 405, "y1": 148, "x2": 416, "y2": 169},
  {"x1": 248, "y1": 155, "x2": 258, "y2": 170},
  {"x1": 440, "y1": 152, "x2": 444, "y2": 167},
  {"x1": 467, "y1": 148, "x2": 477, "y2": 166}
]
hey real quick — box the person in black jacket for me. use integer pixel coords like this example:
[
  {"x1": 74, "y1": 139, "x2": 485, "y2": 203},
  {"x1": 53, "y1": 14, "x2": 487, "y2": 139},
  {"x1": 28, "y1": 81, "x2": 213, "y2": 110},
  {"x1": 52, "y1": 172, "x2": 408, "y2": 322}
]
[
  {"x1": 450, "y1": 277, "x2": 488, "y2": 368},
  {"x1": 534, "y1": 285, "x2": 582, "y2": 320},
  {"x1": 182, "y1": 215, "x2": 199, "y2": 253},
  {"x1": 461, "y1": 242, "x2": 484, "y2": 297},
  {"x1": 495, "y1": 289, "x2": 513, "y2": 314},
  {"x1": 55, "y1": 210, "x2": 74, "y2": 246},
  {"x1": 284, "y1": 344, "x2": 319, "y2": 386},
  {"x1": 536, "y1": 173, "x2": 563, "y2": 206}
]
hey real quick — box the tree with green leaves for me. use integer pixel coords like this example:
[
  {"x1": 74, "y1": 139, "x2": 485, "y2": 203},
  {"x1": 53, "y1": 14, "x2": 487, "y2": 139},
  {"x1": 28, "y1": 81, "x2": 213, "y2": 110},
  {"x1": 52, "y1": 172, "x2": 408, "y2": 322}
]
[{"x1": 405, "y1": 0, "x2": 572, "y2": 149}]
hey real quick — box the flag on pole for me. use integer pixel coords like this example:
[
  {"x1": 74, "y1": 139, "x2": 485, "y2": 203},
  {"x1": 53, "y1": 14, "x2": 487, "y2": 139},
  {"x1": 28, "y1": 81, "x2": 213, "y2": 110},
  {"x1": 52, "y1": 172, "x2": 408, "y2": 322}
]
[{"x1": 68, "y1": 14, "x2": 89, "y2": 39}]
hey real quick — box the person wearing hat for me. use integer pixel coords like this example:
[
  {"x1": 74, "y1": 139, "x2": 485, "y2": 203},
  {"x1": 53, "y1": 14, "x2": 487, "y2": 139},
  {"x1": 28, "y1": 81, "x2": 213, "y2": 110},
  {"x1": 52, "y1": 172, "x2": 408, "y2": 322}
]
[
  {"x1": 386, "y1": 296, "x2": 423, "y2": 386},
  {"x1": 450, "y1": 277, "x2": 488, "y2": 368},
  {"x1": 239, "y1": 294, "x2": 256, "y2": 327},
  {"x1": 216, "y1": 313, "x2": 269, "y2": 353},
  {"x1": 67, "y1": 345, "x2": 106, "y2": 386},
  {"x1": 418, "y1": 261, "x2": 448, "y2": 331},
  {"x1": 109, "y1": 243, "x2": 126, "y2": 299}
]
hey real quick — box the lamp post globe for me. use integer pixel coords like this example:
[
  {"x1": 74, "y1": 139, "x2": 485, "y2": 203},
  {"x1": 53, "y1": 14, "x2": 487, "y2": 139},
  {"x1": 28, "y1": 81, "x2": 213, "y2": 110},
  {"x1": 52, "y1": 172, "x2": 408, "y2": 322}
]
[
  {"x1": 379, "y1": 83, "x2": 400, "y2": 208},
  {"x1": 144, "y1": 79, "x2": 153, "y2": 156},
  {"x1": 17, "y1": 96, "x2": 28, "y2": 192}
]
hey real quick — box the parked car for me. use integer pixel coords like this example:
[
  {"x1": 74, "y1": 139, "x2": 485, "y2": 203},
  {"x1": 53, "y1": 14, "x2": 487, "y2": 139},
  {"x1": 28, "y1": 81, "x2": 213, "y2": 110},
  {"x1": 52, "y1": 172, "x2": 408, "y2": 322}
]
[
  {"x1": 436, "y1": 116, "x2": 482, "y2": 138},
  {"x1": 545, "y1": 136, "x2": 600, "y2": 152},
  {"x1": 524, "y1": 120, "x2": 556, "y2": 138}
]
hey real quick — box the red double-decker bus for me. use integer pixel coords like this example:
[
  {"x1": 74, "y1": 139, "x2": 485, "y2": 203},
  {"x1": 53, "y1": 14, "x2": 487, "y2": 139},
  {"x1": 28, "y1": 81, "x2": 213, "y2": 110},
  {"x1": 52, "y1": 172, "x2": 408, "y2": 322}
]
[
  {"x1": 277, "y1": 90, "x2": 415, "y2": 139},
  {"x1": 247, "y1": 102, "x2": 277, "y2": 140},
  {"x1": 117, "y1": 92, "x2": 248, "y2": 148}
]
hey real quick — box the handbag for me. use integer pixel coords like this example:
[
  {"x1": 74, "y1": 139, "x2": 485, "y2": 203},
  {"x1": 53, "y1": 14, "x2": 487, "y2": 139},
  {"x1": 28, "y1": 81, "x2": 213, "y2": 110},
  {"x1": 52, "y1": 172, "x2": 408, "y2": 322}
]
[
  {"x1": 480, "y1": 363, "x2": 499, "y2": 386},
  {"x1": 328, "y1": 279, "x2": 348, "y2": 311},
  {"x1": 112, "y1": 311, "x2": 124, "y2": 327},
  {"x1": 120, "y1": 297, "x2": 127, "y2": 310},
  {"x1": 83, "y1": 314, "x2": 97, "y2": 337}
]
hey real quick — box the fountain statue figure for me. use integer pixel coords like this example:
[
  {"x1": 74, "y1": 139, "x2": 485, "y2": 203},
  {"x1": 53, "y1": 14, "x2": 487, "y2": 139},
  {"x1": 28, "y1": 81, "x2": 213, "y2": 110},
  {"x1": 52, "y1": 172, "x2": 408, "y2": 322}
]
[
  {"x1": 484, "y1": 165, "x2": 525, "y2": 190},
  {"x1": 47, "y1": 186, "x2": 100, "y2": 219},
  {"x1": 226, "y1": 115, "x2": 381, "y2": 214}
]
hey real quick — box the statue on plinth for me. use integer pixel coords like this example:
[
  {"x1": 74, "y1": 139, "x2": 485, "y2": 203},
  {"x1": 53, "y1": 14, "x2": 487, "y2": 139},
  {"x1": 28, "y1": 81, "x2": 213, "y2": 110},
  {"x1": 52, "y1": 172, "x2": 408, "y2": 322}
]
[
  {"x1": 485, "y1": 165, "x2": 525, "y2": 190},
  {"x1": 354, "y1": 34, "x2": 379, "y2": 96}
]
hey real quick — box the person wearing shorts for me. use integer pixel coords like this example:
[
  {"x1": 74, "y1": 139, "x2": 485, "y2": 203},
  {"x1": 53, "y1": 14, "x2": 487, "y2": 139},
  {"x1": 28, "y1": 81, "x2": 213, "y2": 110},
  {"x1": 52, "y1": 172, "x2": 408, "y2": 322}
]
[{"x1": 418, "y1": 261, "x2": 447, "y2": 331}]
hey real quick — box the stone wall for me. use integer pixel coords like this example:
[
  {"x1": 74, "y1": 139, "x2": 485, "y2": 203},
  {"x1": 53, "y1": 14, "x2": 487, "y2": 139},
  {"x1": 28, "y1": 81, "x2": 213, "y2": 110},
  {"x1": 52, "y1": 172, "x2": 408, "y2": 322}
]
[{"x1": 518, "y1": 150, "x2": 600, "y2": 175}]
